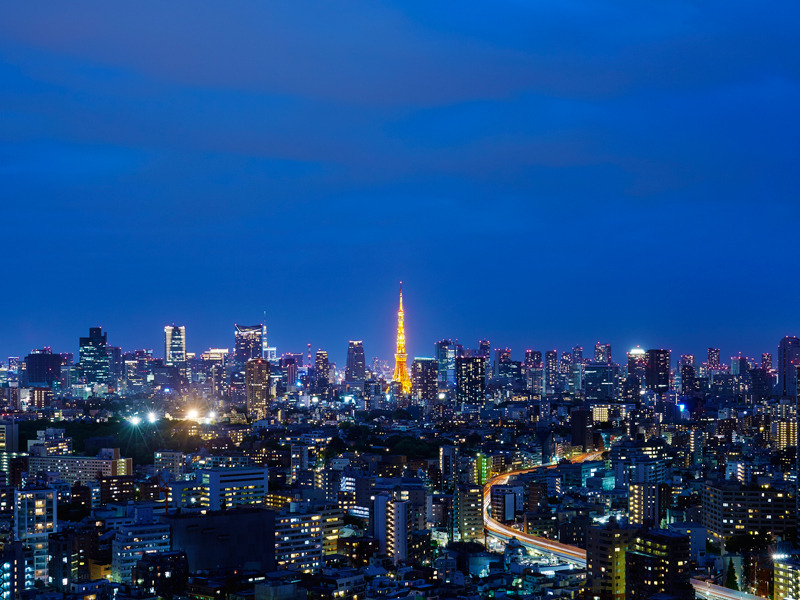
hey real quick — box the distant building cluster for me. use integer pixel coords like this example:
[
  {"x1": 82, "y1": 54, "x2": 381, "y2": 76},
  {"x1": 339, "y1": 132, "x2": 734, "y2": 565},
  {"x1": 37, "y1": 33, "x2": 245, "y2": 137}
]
[{"x1": 0, "y1": 292, "x2": 799, "y2": 599}]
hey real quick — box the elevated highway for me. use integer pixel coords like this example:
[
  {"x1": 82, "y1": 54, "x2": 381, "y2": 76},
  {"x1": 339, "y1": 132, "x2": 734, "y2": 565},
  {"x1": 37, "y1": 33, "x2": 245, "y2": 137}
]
[{"x1": 482, "y1": 454, "x2": 766, "y2": 600}]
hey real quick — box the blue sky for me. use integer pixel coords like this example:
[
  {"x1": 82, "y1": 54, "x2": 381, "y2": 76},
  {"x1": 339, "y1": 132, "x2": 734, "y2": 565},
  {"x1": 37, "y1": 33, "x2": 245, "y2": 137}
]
[{"x1": 1, "y1": 1, "x2": 799, "y2": 366}]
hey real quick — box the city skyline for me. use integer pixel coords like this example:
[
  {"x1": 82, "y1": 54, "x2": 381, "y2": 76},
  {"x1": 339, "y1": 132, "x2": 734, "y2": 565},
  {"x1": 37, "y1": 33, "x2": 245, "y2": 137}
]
[{"x1": 3, "y1": 294, "x2": 797, "y2": 372}]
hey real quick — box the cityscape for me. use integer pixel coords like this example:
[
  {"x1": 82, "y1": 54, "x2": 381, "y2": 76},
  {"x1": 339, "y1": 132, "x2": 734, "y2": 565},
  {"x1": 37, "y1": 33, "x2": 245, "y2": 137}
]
[
  {"x1": 3, "y1": 2, "x2": 798, "y2": 600},
  {"x1": 0, "y1": 288, "x2": 797, "y2": 599}
]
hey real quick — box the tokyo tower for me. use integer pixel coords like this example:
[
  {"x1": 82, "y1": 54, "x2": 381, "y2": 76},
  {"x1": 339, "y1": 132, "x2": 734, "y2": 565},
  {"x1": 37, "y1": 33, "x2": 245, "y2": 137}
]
[{"x1": 392, "y1": 284, "x2": 412, "y2": 394}]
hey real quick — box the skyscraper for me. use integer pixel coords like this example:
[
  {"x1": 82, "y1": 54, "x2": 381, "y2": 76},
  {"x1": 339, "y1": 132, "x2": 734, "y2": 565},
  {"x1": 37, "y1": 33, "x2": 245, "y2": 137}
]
[
  {"x1": 572, "y1": 345, "x2": 583, "y2": 364},
  {"x1": 456, "y1": 356, "x2": 485, "y2": 405},
  {"x1": 411, "y1": 358, "x2": 438, "y2": 405},
  {"x1": 245, "y1": 358, "x2": 270, "y2": 420},
  {"x1": 544, "y1": 350, "x2": 558, "y2": 394},
  {"x1": 78, "y1": 327, "x2": 109, "y2": 385},
  {"x1": 345, "y1": 341, "x2": 366, "y2": 383},
  {"x1": 234, "y1": 325, "x2": 263, "y2": 366},
  {"x1": 164, "y1": 325, "x2": 187, "y2": 365},
  {"x1": 314, "y1": 351, "x2": 330, "y2": 394},
  {"x1": 645, "y1": 349, "x2": 670, "y2": 394},
  {"x1": 24, "y1": 350, "x2": 61, "y2": 388},
  {"x1": 778, "y1": 336, "x2": 800, "y2": 398},
  {"x1": 594, "y1": 342, "x2": 612, "y2": 364},
  {"x1": 708, "y1": 347, "x2": 720, "y2": 369},
  {"x1": 391, "y1": 288, "x2": 411, "y2": 394},
  {"x1": 435, "y1": 340, "x2": 456, "y2": 386}
]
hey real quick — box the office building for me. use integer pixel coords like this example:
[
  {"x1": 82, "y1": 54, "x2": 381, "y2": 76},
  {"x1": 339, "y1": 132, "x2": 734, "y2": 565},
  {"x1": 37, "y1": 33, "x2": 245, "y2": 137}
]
[
  {"x1": 111, "y1": 521, "x2": 171, "y2": 583},
  {"x1": 594, "y1": 342, "x2": 612, "y2": 364},
  {"x1": 544, "y1": 350, "x2": 558, "y2": 393},
  {"x1": 27, "y1": 448, "x2": 131, "y2": 486},
  {"x1": 24, "y1": 351, "x2": 61, "y2": 388},
  {"x1": 779, "y1": 336, "x2": 800, "y2": 397},
  {"x1": 245, "y1": 358, "x2": 271, "y2": 420},
  {"x1": 435, "y1": 339, "x2": 456, "y2": 386},
  {"x1": 169, "y1": 467, "x2": 268, "y2": 511},
  {"x1": 708, "y1": 347, "x2": 720, "y2": 369},
  {"x1": 164, "y1": 325, "x2": 186, "y2": 366},
  {"x1": 411, "y1": 357, "x2": 438, "y2": 405},
  {"x1": 345, "y1": 340, "x2": 366, "y2": 383},
  {"x1": 314, "y1": 350, "x2": 330, "y2": 393},
  {"x1": 456, "y1": 356, "x2": 485, "y2": 405},
  {"x1": 78, "y1": 327, "x2": 109, "y2": 385},
  {"x1": 234, "y1": 324, "x2": 263, "y2": 366},
  {"x1": 645, "y1": 349, "x2": 671, "y2": 394}
]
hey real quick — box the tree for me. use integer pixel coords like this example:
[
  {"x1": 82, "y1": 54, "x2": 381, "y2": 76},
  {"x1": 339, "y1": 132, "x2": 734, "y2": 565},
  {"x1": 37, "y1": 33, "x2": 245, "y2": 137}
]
[{"x1": 724, "y1": 559, "x2": 739, "y2": 591}]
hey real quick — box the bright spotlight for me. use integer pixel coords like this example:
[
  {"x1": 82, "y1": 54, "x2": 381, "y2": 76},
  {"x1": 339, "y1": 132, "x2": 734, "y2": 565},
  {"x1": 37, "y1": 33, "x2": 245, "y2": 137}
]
[
  {"x1": 147, "y1": 412, "x2": 157, "y2": 423},
  {"x1": 129, "y1": 416, "x2": 142, "y2": 426},
  {"x1": 187, "y1": 409, "x2": 198, "y2": 420},
  {"x1": 208, "y1": 411, "x2": 216, "y2": 419}
]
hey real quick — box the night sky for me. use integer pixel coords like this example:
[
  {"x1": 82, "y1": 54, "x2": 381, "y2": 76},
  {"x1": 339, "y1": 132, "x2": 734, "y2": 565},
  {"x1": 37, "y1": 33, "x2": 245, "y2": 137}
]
[{"x1": 2, "y1": 1, "x2": 799, "y2": 366}]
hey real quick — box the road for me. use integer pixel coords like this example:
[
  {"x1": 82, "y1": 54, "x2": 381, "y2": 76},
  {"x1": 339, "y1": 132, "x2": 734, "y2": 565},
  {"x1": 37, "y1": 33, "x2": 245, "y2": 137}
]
[
  {"x1": 482, "y1": 451, "x2": 600, "y2": 566},
  {"x1": 482, "y1": 453, "x2": 768, "y2": 600}
]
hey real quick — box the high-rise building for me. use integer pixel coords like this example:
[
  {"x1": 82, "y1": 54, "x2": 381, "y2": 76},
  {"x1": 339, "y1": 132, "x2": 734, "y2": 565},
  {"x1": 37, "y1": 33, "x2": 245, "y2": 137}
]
[
  {"x1": 774, "y1": 556, "x2": 800, "y2": 600},
  {"x1": 625, "y1": 529, "x2": 692, "y2": 600},
  {"x1": 111, "y1": 522, "x2": 171, "y2": 584},
  {"x1": 24, "y1": 350, "x2": 61, "y2": 388},
  {"x1": 585, "y1": 519, "x2": 640, "y2": 600},
  {"x1": 234, "y1": 325, "x2": 263, "y2": 366},
  {"x1": 626, "y1": 348, "x2": 646, "y2": 386},
  {"x1": 628, "y1": 482, "x2": 670, "y2": 527},
  {"x1": 245, "y1": 358, "x2": 270, "y2": 420},
  {"x1": 435, "y1": 340, "x2": 457, "y2": 386},
  {"x1": 456, "y1": 356, "x2": 485, "y2": 405},
  {"x1": 762, "y1": 352, "x2": 773, "y2": 370},
  {"x1": 454, "y1": 483, "x2": 483, "y2": 543},
  {"x1": 493, "y1": 348, "x2": 511, "y2": 378},
  {"x1": 778, "y1": 336, "x2": 800, "y2": 398},
  {"x1": 392, "y1": 288, "x2": 411, "y2": 394},
  {"x1": 544, "y1": 350, "x2": 558, "y2": 393},
  {"x1": 572, "y1": 345, "x2": 583, "y2": 364},
  {"x1": 411, "y1": 358, "x2": 438, "y2": 405},
  {"x1": 164, "y1": 325, "x2": 187, "y2": 366},
  {"x1": 345, "y1": 341, "x2": 366, "y2": 383},
  {"x1": 702, "y1": 481, "x2": 796, "y2": 542},
  {"x1": 14, "y1": 488, "x2": 57, "y2": 582},
  {"x1": 708, "y1": 347, "x2": 720, "y2": 369},
  {"x1": 106, "y1": 345, "x2": 123, "y2": 385},
  {"x1": 584, "y1": 362, "x2": 620, "y2": 401},
  {"x1": 645, "y1": 349, "x2": 671, "y2": 394},
  {"x1": 594, "y1": 342, "x2": 612, "y2": 364},
  {"x1": 78, "y1": 327, "x2": 109, "y2": 385},
  {"x1": 314, "y1": 351, "x2": 330, "y2": 394}
]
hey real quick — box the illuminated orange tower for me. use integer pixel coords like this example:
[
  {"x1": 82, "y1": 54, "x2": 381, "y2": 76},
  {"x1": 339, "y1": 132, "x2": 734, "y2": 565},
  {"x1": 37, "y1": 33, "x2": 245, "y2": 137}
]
[{"x1": 392, "y1": 284, "x2": 412, "y2": 394}]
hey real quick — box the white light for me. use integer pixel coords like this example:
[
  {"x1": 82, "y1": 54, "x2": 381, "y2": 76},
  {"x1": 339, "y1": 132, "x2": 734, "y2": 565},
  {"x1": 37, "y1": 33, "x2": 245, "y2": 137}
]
[
  {"x1": 129, "y1": 416, "x2": 142, "y2": 426},
  {"x1": 147, "y1": 412, "x2": 157, "y2": 423},
  {"x1": 187, "y1": 409, "x2": 198, "y2": 420},
  {"x1": 208, "y1": 411, "x2": 216, "y2": 419}
]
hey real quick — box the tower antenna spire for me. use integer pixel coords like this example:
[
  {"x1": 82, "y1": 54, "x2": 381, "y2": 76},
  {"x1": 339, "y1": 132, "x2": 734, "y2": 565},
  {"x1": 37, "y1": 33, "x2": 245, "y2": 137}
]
[{"x1": 392, "y1": 283, "x2": 411, "y2": 394}]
